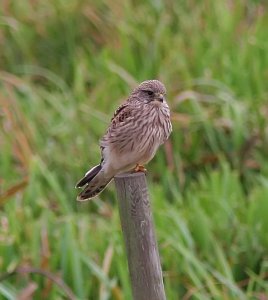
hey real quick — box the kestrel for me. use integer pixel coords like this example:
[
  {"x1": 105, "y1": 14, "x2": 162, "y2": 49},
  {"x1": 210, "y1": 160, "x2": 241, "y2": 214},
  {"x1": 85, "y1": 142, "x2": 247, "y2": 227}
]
[{"x1": 76, "y1": 80, "x2": 172, "y2": 201}]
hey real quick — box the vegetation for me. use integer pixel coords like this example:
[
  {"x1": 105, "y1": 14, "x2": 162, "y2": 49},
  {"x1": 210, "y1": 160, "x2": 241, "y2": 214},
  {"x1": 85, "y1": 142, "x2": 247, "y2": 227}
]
[{"x1": 1, "y1": 0, "x2": 268, "y2": 299}]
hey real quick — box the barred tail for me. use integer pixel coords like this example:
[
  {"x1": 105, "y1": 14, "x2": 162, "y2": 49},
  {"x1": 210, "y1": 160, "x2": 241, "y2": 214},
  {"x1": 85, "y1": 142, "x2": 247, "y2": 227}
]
[
  {"x1": 76, "y1": 165, "x2": 113, "y2": 201},
  {"x1": 76, "y1": 164, "x2": 102, "y2": 188}
]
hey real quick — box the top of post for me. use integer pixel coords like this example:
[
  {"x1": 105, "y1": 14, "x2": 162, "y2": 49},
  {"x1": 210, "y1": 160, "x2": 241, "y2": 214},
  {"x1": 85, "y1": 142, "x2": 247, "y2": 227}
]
[{"x1": 115, "y1": 172, "x2": 146, "y2": 179}]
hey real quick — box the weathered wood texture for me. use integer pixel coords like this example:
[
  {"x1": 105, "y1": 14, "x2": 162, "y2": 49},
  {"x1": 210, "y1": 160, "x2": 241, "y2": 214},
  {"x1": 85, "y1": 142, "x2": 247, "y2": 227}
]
[{"x1": 114, "y1": 172, "x2": 166, "y2": 300}]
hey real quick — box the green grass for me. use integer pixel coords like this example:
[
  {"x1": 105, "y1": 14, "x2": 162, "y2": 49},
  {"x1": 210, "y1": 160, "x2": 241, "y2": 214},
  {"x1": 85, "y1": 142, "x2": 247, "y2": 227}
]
[{"x1": 1, "y1": 0, "x2": 268, "y2": 299}]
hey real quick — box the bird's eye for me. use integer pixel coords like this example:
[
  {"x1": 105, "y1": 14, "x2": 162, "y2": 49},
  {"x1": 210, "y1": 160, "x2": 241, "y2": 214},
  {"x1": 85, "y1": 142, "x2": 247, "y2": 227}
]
[{"x1": 147, "y1": 91, "x2": 154, "y2": 96}]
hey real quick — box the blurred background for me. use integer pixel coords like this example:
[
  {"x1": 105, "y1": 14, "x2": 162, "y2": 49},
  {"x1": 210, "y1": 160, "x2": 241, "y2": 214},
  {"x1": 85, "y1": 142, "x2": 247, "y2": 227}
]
[{"x1": 1, "y1": 0, "x2": 268, "y2": 299}]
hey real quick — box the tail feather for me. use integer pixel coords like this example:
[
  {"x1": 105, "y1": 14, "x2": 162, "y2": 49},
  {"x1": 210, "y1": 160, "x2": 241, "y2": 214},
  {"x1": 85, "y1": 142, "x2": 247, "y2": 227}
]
[
  {"x1": 77, "y1": 177, "x2": 112, "y2": 201},
  {"x1": 76, "y1": 164, "x2": 101, "y2": 188},
  {"x1": 76, "y1": 165, "x2": 113, "y2": 201}
]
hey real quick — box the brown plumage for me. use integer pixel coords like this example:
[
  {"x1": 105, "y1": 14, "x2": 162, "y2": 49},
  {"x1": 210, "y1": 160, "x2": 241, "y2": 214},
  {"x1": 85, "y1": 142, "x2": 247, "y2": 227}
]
[{"x1": 76, "y1": 80, "x2": 172, "y2": 201}]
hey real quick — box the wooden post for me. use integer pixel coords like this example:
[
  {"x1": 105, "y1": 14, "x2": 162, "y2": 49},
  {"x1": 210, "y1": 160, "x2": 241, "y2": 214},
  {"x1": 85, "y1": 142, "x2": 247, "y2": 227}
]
[{"x1": 114, "y1": 172, "x2": 166, "y2": 300}]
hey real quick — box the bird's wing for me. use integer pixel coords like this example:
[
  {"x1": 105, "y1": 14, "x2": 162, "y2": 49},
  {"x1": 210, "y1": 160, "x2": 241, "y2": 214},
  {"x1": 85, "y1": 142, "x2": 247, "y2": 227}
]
[
  {"x1": 100, "y1": 102, "x2": 133, "y2": 154},
  {"x1": 111, "y1": 102, "x2": 132, "y2": 122}
]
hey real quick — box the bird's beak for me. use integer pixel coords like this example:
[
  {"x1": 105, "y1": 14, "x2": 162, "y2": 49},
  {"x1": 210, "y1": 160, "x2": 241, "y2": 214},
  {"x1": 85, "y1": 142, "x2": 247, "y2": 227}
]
[{"x1": 156, "y1": 93, "x2": 164, "y2": 103}]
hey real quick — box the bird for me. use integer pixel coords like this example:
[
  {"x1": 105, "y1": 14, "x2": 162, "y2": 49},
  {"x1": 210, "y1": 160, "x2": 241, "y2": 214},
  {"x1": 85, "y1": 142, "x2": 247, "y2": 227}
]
[{"x1": 76, "y1": 79, "x2": 172, "y2": 201}]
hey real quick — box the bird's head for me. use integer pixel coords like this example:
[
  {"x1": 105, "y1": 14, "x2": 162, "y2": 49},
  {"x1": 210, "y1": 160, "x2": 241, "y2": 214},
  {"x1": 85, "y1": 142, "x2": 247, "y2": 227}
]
[{"x1": 132, "y1": 80, "x2": 167, "y2": 105}]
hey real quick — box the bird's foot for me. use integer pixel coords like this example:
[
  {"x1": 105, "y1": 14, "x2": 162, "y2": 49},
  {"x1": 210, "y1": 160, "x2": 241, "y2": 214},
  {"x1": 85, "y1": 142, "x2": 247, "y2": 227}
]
[{"x1": 134, "y1": 164, "x2": 147, "y2": 173}]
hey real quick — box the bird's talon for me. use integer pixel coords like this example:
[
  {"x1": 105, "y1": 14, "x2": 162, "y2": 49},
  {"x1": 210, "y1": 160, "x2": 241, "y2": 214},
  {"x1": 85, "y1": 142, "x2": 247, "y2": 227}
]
[{"x1": 134, "y1": 164, "x2": 147, "y2": 173}]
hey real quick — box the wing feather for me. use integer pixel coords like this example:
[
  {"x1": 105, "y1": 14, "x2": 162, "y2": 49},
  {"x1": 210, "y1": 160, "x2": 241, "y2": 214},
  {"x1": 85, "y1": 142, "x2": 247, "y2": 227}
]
[{"x1": 100, "y1": 102, "x2": 133, "y2": 154}]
